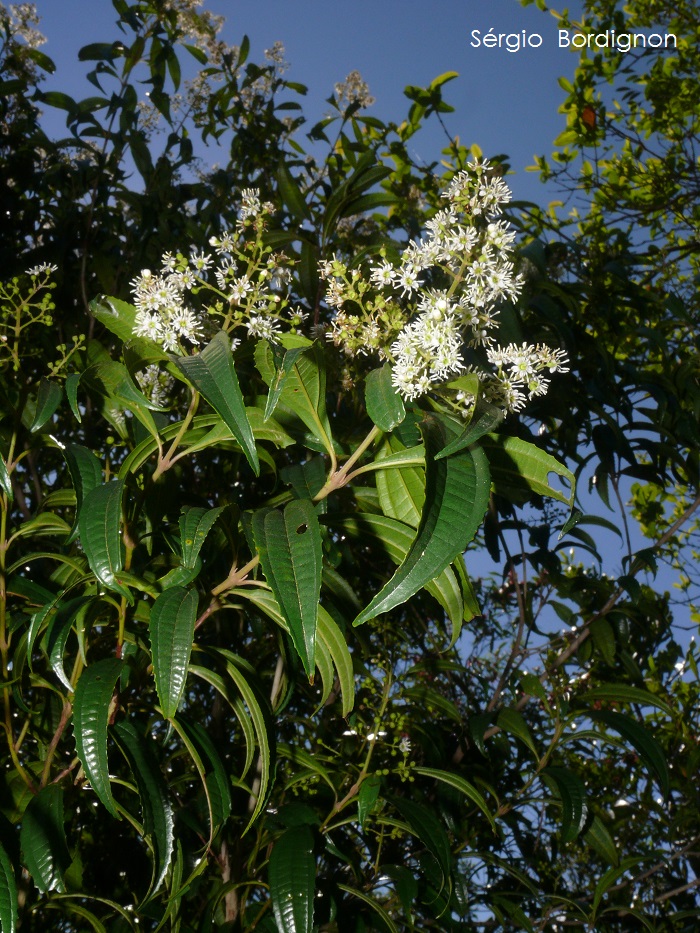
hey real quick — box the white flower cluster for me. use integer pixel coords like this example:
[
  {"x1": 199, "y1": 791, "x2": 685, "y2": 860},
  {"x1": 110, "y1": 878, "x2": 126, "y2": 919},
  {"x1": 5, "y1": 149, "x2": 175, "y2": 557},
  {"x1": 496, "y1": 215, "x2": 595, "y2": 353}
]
[
  {"x1": 322, "y1": 159, "x2": 568, "y2": 415},
  {"x1": 130, "y1": 189, "x2": 305, "y2": 354},
  {"x1": 131, "y1": 265, "x2": 203, "y2": 352}
]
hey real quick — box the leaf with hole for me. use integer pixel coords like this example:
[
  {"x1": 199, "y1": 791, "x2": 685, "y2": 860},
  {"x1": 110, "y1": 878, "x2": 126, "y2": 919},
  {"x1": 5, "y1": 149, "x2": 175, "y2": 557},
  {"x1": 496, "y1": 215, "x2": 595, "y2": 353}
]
[{"x1": 252, "y1": 499, "x2": 322, "y2": 679}]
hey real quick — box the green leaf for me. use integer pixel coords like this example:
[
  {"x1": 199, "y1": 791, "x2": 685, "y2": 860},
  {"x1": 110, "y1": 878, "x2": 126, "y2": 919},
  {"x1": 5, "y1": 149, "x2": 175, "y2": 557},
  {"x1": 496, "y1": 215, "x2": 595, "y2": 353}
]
[
  {"x1": 0, "y1": 455, "x2": 12, "y2": 502},
  {"x1": 497, "y1": 708, "x2": 538, "y2": 757},
  {"x1": 541, "y1": 767, "x2": 588, "y2": 842},
  {"x1": 205, "y1": 648, "x2": 275, "y2": 831},
  {"x1": 590, "y1": 710, "x2": 670, "y2": 796},
  {"x1": 578, "y1": 684, "x2": 673, "y2": 717},
  {"x1": 269, "y1": 825, "x2": 315, "y2": 933},
  {"x1": 434, "y1": 402, "x2": 503, "y2": 460},
  {"x1": 388, "y1": 796, "x2": 451, "y2": 892},
  {"x1": 413, "y1": 766, "x2": 496, "y2": 830},
  {"x1": 264, "y1": 346, "x2": 307, "y2": 421},
  {"x1": 584, "y1": 814, "x2": 618, "y2": 866},
  {"x1": 63, "y1": 444, "x2": 102, "y2": 544},
  {"x1": 252, "y1": 500, "x2": 322, "y2": 678},
  {"x1": 353, "y1": 418, "x2": 491, "y2": 625},
  {"x1": 375, "y1": 441, "x2": 425, "y2": 528},
  {"x1": 0, "y1": 839, "x2": 17, "y2": 933},
  {"x1": 176, "y1": 331, "x2": 259, "y2": 475},
  {"x1": 149, "y1": 586, "x2": 199, "y2": 719},
  {"x1": 73, "y1": 658, "x2": 124, "y2": 818},
  {"x1": 365, "y1": 364, "x2": 405, "y2": 432},
  {"x1": 358, "y1": 775, "x2": 381, "y2": 828},
  {"x1": 277, "y1": 160, "x2": 311, "y2": 222},
  {"x1": 20, "y1": 786, "x2": 70, "y2": 894},
  {"x1": 317, "y1": 608, "x2": 354, "y2": 717},
  {"x1": 46, "y1": 597, "x2": 92, "y2": 691},
  {"x1": 482, "y1": 435, "x2": 575, "y2": 507},
  {"x1": 30, "y1": 379, "x2": 63, "y2": 433},
  {"x1": 170, "y1": 716, "x2": 232, "y2": 840},
  {"x1": 66, "y1": 373, "x2": 83, "y2": 424},
  {"x1": 90, "y1": 297, "x2": 153, "y2": 348},
  {"x1": 178, "y1": 506, "x2": 224, "y2": 568},
  {"x1": 337, "y1": 884, "x2": 399, "y2": 933},
  {"x1": 79, "y1": 480, "x2": 132, "y2": 603},
  {"x1": 255, "y1": 339, "x2": 333, "y2": 456},
  {"x1": 111, "y1": 721, "x2": 174, "y2": 901}
]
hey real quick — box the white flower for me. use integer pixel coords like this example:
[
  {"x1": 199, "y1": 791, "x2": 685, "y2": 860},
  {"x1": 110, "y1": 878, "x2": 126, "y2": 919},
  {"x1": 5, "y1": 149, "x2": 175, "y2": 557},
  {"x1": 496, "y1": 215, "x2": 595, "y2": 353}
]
[{"x1": 26, "y1": 262, "x2": 58, "y2": 276}]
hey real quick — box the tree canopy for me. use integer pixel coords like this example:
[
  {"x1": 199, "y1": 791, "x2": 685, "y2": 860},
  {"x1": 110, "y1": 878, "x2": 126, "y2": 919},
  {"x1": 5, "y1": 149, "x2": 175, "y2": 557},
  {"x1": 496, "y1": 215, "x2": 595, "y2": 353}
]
[{"x1": 0, "y1": 1, "x2": 698, "y2": 930}]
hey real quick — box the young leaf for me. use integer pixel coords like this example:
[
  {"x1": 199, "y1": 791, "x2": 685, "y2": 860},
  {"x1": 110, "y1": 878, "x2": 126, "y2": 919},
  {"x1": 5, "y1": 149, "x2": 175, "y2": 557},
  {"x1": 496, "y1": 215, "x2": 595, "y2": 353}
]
[
  {"x1": 79, "y1": 480, "x2": 132, "y2": 603},
  {"x1": 252, "y1": 500, "x2": 322, "y2": 678},
  {"x1": 111, "y1": 721, "x2": 174, "y2": 901},
  {"x1": 149, "y1": 586, "x2": 199, "y2": 719},
  {"x1": 269, "y1": 825, "x2": 316, "y2": 933},
  {"x1": 0, "y1": 839, "x2": 17, "y2": 933},
  {"x1": 176, "y1": 331, "x2": 260, "y2": 475},
  {"x1": 20, "y1": 786, "x2": 70, "y2": 894},
  {"x1": 73, "y1": 658, "x2": 124, "y2": 818},
  {"x1": 353, "y1": 417, "x2": 491, "y2": 625},
  {"x1": 365, "y1": 364, "x2": 405, "y2": 432}
]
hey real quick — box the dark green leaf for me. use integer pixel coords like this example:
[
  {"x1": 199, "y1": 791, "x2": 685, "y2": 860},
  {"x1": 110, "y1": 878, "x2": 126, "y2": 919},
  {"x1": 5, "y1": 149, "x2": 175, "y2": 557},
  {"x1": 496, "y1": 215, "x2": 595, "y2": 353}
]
[
  {"x1": 20, "y1": 786, "x2": 70, "y2": 894},
  {"x1": 176, "y1": 331, "x2": 259, "y2": 475},
  {"x1": 30, "y1": 379, "x2": 62, "y2": 433},
  {"x1": 388, "y1": 796, "x2": 451, "y2": 892},
  {"x1": 264, "y1": 345, "x2": 306, "y2": 421},
  {"x1": 482, "y1": 435, "x2": 575, "y2": 507},
  {"x1": 65, "y1": 374, "x2": 82, "y2": 423},
  {"x1": 357, "y1": 775, "x2": 380, "y2": 827},
  {"x1": 111, "y1": 721, "x2": 174, "y2": 900},
  {"x1": 79, "y1": 480, "x2": 132, "y2": 603},
  {"x1": 413, "y1": 766, "x2": 496, "y2": 830},
  {"x1": 171, "y1": 715, "x2": 232, "y2": 837},
  {"x1": 578, "y1": 684, "x2": 673, "y2": 717},
  {"x1": 0, "y1": 839, "x2": 17, "y2": 933},
  {"x1": 541, "y1": 767, "x2": 588, "y2": 842},
  {"x1": 584, "y1": 814, "x2": 618, "y2": 866},
  {"x1": 149, "y1": 586, "x2": 199, "y2": 719},
  {"x1": 0, "y1": 456, "x2": 12, "y2": 502},
  {"x1": 590, "y1": 710, "x2": 670, "y2": 796},
  {"x1": 73, "y1": 658, "x2": 124, "y2": 818},
  {"x1": 497, "y1": 708, "x2": 538, "y2": 757},
  {"x1": 365, "y1": 364, "x2": 405, "y2": 432},
  {"x1": 269, "y1": 825, "x2": 315, "y2": 933},
  {"x1": 277, "y1": 161, "x2": 311, "y2": 222},
  {"x1": 252, "y1": 499, "x2": 322, "y2": 678},
  {"x1": 63, "y1": 444, "x2": 102, "y2": 544},
  {"x1": 353, "y1": 418, "x2": 491, "y2": 625},
  {"x1": 179, "y1": 506, "x2": 224, "y2": 569},
  {"x1": 434, "y1": 402, "x2": 504, "y2": 460}
]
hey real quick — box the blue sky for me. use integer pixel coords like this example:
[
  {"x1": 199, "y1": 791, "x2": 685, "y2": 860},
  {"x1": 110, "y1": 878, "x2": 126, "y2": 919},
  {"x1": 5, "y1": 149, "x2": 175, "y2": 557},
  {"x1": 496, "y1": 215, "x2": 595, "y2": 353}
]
[{"x1": 34, "y1": 0, "x2": 586, "y2": 205}]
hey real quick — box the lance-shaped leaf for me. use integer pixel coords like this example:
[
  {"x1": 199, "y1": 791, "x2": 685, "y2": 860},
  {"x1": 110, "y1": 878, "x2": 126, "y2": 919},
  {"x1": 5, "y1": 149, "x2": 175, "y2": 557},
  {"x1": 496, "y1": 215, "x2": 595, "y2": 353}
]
[
  {"x1": 0, "y1": 838, "x2": 17, "y2": 933},
  {"x1": 111, "y1": 721, "x2": 174, "y2": 901},
  {"x1": 434, "y1": 401, "x2": 504, "y2": 460},
  {"x1": 252, "y1": 499, "x2": 322, "y2": 678},
  {"x1": 0, "y1": 455, "x2": 12, "y2": 502},
  {"x1": 63, "y1": 444, "x2": 102, "y2": 544},
  {"x1": 357, "y1": 775, "x2": 381, "y2": 828},
  {"x1": 20, "y1": 785, "x2": 70, "y2": 893},
  {"x1": 413, "y1": 766, "x2": 496, "y2": 830},
  {"x1": 149, "y1": 586, "x2": 199, "y2": 719},
  {"x1": 73, "y1": 658, "x2": 124, "y2": 818},
  {"x1": 388, "y1": 796, "x2": 451, "y2": 892},
  {"x1": 541, "y1": 767, "x2": 589, "y2": 843},
  {"x1": 269, "y1": 825, "x2": 316, "y2": 933},
  {"x1": 591, "y1": 710, "x2": 670, "y2": 796},
  {"x1": 29, "y1": 378, "x2": 63, "y2": 433},
  {"x1": 353, "y1": 417, "x2": 491, "y2": 626},
  {"x1": 481, "y1": 434, "x2": 576, "y2": 507},
  {"x1": 65, "y1": 373, "x2": 82, "y2": 423},
  {"x1": 264, "y1": 345, "x2": 306, "y2": 421},
  {"x1": 170, "y1": 715, "x2": 232, "y2": 840},
  {"x1": 255, "y1": 339, "x2": 334, "y2": 456},
  {"x1": 365, "y1": 364, "x2": 405, "y2": 432},
  {"x1": 79, "y1": 480, "x2": 132, "y2": 603},
  {"x1": 179, "y1": 506, "x2": 224, "y2": 569},
  {"x1": 176, "y1": 331, "x2": 259, "y2": 475}
]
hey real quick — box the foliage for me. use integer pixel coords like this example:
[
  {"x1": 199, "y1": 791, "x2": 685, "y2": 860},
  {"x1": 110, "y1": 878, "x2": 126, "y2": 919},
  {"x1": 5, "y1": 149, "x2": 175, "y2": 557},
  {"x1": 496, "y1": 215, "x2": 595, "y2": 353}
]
[{"x1": 0, "y1": 1, "x2": 698, "y2": 931}]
